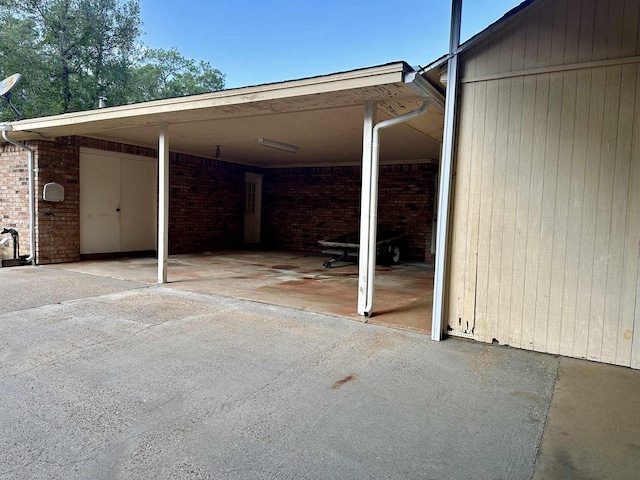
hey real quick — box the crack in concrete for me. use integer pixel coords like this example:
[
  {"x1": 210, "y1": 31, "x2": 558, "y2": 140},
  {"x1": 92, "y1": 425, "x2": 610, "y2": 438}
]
[{"x1": 529, "y1": 355, "x2": 561, "y2": 480}]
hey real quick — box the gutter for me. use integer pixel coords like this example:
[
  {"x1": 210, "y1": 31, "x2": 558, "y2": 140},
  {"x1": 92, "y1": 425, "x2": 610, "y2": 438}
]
[
  {"x1": 404, "y1": 71, "x2": 445, "y2": 111},
  {"x1": 1, "y1": 125, "x2": 36, "y2": 264}
]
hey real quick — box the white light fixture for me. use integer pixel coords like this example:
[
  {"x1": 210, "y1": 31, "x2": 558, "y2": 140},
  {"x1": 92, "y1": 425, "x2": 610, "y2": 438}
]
[{"x1": 258, "y1": 137, "x2": 299, "y2": 153}]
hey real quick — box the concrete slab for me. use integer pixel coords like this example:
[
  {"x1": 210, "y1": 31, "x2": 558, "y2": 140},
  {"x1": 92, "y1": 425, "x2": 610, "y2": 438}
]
[
  {"x1": 48, "y1": 251, "x2": 434, "y2": 334},
  {"x1": 533, "y1": 357, "x2": 640, "y2": 480},
  {"x1": 0, "y1": 265, "x2": 145, "y2": 312},
  {"x1": 0, "y1": 266, "x2": 557, "y2": 480}
]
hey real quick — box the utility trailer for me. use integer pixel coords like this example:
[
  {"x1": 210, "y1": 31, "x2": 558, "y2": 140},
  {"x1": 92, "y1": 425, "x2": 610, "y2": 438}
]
[{"x1": 318, "y1": 230, "x2": 405, "y2": 268}]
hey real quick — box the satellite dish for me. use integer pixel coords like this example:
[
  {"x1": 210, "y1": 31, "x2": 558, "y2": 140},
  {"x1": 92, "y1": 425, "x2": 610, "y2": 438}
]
[
  {"x1": 0, "y1": 73, "x2": 24, "y2": 120},
  {"x1": 0, "y1": 73, "x2": 21, "y2": 97}
]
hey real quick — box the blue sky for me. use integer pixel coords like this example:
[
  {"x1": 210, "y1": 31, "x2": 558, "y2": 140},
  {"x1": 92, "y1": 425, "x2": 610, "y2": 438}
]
[{"x1": 139, "y1": 0, "x2": 524, "y2": 89}]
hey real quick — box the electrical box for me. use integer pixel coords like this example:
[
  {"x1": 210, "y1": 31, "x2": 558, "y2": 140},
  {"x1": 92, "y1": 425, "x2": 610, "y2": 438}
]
[{"x1": 43, "y1": 182, "x2": 64, "y2": 202}]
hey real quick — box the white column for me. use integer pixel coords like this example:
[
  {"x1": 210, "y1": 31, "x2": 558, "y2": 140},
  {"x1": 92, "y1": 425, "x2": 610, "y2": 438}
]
[
  {"x1": 357, "y1": 101, "x2": 376, "y2": 315},
  {"x1": 432, "y1": 0, "x2": 463, "y2": 341},
  {"x1": 158, "y1": 122, "x2": 169, "y2": 284}
]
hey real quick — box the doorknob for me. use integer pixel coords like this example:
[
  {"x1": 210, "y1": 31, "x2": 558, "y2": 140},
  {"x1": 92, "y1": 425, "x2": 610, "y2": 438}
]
[{"x1": 116, "y1": 208, "x2": 121, "y2": 212}]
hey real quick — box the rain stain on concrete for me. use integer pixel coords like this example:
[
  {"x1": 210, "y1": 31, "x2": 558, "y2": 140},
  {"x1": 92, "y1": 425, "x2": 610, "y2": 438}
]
[{"x1": 331, "y1": 374, "x2": 357, "y2": 390}]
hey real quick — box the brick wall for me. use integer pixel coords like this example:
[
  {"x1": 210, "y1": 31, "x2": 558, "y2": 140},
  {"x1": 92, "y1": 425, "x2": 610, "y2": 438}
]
[
  {"x1": 262, "y1": 163, "x2": 437, "y2": 261},
  {"x1": 33, "y1": 140, "x2": 81, "y2": 264},
  {"x1": 377, "y1": 163, "x2": 437, "y2": 261},
  {"x1": 0, "y1": 143, "x2": 30, "y2": 260},
  {"x1": 66, "y1": 136, "x2": 157, "y2": 158},
  {"x1": 168, "y1": 153, "x2": 249, "y2": 254},
  {"x1": 0, "y1": 139, "x2": 81, "y2": 264},
  {"x1": 3, "y1": 135, "x2": 436, "y2": 264}
]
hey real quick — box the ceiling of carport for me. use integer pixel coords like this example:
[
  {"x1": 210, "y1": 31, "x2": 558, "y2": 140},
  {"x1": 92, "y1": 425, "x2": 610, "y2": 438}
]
[
  {"x1": 3, "y1": 63, "x2": 445, "y2": 167},
  {"x1": 100, "y1": 101, "x2": 443, "y2": 167}
]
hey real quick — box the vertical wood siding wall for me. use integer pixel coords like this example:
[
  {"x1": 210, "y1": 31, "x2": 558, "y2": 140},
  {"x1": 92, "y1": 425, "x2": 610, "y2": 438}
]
[{"x1": 447, "y1": 0, "x2": 640, "y2": 367}]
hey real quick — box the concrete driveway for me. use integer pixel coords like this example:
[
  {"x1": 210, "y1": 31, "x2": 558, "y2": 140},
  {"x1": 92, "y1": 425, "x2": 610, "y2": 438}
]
[{"x1": 1, "y1": 266, "x2": 639, "y2": 479}]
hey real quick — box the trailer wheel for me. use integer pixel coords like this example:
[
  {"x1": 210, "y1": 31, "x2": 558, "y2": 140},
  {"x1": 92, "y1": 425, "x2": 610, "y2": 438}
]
[{"x1": 389, "y1": 243, "x2": 401, "y2": 264}]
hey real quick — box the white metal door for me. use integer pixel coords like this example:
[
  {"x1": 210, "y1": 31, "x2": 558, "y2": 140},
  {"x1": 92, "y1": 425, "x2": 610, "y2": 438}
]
[
  {"x1": 80, "y1": 152, "x2": 121, "y2": 254},
  {"x1": 244, "y1": 173, "x2": 263, "y2": 244}
]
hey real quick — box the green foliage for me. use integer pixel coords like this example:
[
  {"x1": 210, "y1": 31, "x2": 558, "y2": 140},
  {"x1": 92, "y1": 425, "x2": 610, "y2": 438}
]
[
  {"x1": 128, "y1": 47, "x2": 225, "y2": 103},
  {"x1": 0, "y1": 0, "x2": 225, "y2": 119},
  {"x1": 0, "y1": 11, "x2": 60, "y2": 118}
]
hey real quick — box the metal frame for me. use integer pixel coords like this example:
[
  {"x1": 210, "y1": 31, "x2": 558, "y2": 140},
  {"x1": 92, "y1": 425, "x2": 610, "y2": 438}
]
[{"x1": 431, "y1": 0, "x2": 463, "y2": 341}]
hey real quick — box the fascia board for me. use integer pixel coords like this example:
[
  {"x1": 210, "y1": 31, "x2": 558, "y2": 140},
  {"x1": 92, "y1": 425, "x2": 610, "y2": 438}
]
[{"x1": 9, "y1": 63, "x2": 408, "y2": 134}]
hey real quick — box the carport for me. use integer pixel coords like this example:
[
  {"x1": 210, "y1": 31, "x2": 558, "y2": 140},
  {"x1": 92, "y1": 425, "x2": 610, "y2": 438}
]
[{"x1": 1, "y1": 62, "x2": 445, "y2": 330}]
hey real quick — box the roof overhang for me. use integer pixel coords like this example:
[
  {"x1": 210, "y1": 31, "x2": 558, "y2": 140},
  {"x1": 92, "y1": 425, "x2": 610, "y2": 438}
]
[{"x1": 1, "y1": 62, "x2": 446, "y2": 167}]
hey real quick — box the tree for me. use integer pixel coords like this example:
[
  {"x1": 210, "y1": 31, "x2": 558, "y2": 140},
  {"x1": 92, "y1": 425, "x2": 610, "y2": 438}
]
[
  {"x1": 69, "y1": 0, "x2": 142, "y2": 110},
  {"x1": 128, "y1": 47, "x2": 225, "y2": 103},
  {"x1": 0, "y1": 11, "x2": 60, "y2": 118},
  {"x1": 0, "y1": 0, "x2": 225, "y2": 119},
  {"x1": 11, "y1": 0, "x2": 141, "y2": 113}
]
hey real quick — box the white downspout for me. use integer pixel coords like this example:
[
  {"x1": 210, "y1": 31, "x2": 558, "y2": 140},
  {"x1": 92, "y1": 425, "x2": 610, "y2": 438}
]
[
  {"x1": 432, "y1": 0, "x2": 463, "y2": 341},
  {"x1": 2, "y1": 130, "x2": 35, "y2": 264},
  {"x1": 359, "y1": 96, "x2": 431, "y2": 317},
  {"x1": 357, "y1": 101, "x2": 376, "y2": 315}
]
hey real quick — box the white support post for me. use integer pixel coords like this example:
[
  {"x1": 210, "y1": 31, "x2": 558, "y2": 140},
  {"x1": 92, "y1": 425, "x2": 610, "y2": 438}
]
[
  {"x1": 158, "y1": 122, "x2": 169, "y2": 284},
  {"x1": 357, "y1": 101, "x2": 377, "y2": 315},
  {"x1": 358, "y1": 96, "x2": 430, "y2": 318},
  {"x1": 432, "y1": 0, "x2": 463, "y2": 341}
]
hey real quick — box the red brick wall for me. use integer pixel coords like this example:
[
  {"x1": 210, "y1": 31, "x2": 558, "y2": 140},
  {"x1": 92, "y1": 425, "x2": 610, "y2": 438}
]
[
  {"x1": 33, "y1": 140, "x2": 81, "y2": 264},
  {"x1": 3, "y1": 135, "x2": 436, "y2": 264},
  {"x1": 66, "y1": 136, "x2": 157, "y2": 158},
  {"x1": 0, "y1": 143, "x2": 30, "y2": 260},
  {"x1": 0, "y1": 140, "x2": 82, "y2": 264},
  {"x1": 377, "y1": 163, "x2": 437, "y2": 260},
  {"x1": 262, "y1": 163, "x2": 437, "y2": 261},
  {"x1": 168, "y1": 153, "x2": 249, "y2": 254}
]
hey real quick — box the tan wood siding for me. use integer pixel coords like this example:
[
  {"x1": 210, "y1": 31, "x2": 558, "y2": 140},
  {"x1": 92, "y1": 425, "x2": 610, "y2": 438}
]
[
  {"x1": 462, "y1": 0, "x2": 640, "y2": 82},
  {"x1": 449, "y1": 0, "x2": 640, "y2": 367},
  {"x1": 448, "y1": 57, "x2": 640, "y2": 366}
]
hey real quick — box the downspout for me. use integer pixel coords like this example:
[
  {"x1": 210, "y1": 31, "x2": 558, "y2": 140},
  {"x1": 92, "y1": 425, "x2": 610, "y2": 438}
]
[
  {"x1": 360, "y1": 95, "x2": 431, "y2": 317},
  {"x1": 432, "y1": 0, "x2": 463, "y2": 341},
  {"x1": 2, "y1": 129, "x2": 35, "y2": 264},
  {"x1": 357, "y1": 101, "x2": 376, "y2": 315}
]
